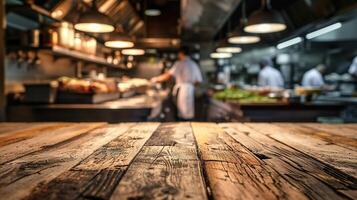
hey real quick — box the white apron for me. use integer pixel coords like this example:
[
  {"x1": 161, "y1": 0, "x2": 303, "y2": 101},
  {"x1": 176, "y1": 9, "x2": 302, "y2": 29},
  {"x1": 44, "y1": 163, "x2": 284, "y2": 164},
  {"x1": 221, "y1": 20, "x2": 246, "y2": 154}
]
[{"x1": 173, "y1": 83, "x2": 195, "y2": 119}]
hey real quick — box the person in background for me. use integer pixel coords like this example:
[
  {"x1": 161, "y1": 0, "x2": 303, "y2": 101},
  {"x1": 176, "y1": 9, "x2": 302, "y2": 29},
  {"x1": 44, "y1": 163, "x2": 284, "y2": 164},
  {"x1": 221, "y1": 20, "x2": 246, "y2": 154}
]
[
  {"x1": 258, "y1": 57, "x2": 284, "y2": 88},
  {"x1": 151, "y1": 47, "x2": 203, "y2": 121},
  {"x1": 301, "y1": 64, "x2": 326, "y2": 87},
  {"x1": 348, "y1": 56, "x2": 357, "y2": 77}
]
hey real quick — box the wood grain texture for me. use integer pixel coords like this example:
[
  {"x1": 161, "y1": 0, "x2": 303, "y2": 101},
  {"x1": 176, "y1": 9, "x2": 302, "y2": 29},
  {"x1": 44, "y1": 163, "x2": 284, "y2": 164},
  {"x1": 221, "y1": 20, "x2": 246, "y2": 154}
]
[
  {"x1": 25, "y1": 123, "x2": 160, "y2": 200},
  {"x1": 301, "y1": 123, "x2": 357, "y2": 141},
  {"x1": 192, "y1": 122, "x2": 308, "y2": 200},
  {"x1": 221, "y1": 123, "x2": 357, "y2": 200},
  {"x1": 0, "y1": 123, "x2": 73, "y2": 147},
  {"x1": 0, "y1": 123, "x2": 105, "y2": 164},
  {"x1": 251, "y1": 123, "x2": 357, "y2": 178},
  {"x1": 0, "y1": 124, "x2": 133, "y2": 200},
  {"x1": 145, "y1": 122, "x2": 195, "y2": 146},
  {"x1": 1, "y1": 122, "x2": 356, "y2": 200},
  {"x1": 111, "y1": 123, "x2": 208, "y2": 200},
  {"x1": 0, "y1": 123, "x2": 45, "y2": 134}
]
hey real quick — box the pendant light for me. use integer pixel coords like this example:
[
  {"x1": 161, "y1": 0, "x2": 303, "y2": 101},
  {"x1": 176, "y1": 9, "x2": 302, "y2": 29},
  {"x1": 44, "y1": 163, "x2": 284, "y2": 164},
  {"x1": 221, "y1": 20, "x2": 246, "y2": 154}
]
[
  {"x1": 228, "y1": 0, "x2": 261, "y2": 44},
  {"x1": 244, "y1": 0, "x2": 286, "y2": 34},
  {"x1": 104, "y1": 34, "x2": 134, "y2": 49},
  {"x1": 122, "y1": 49, "x2": 145, "y2": 56},
  {"x1": 74, "y1": 0, "x2": 115, "y2": 33},
  {"x1": 210, "y1": 52, "x2": 232, "y2": 59},
  {"x1": 216, "y1": 47, "x2": 242, "y2": 54}
]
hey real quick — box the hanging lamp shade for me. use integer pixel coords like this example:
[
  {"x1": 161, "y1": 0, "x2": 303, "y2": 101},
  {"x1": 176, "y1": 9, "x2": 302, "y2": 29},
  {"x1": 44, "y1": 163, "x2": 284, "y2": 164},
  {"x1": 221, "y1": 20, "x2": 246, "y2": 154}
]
[
  {"x1": 210, "y1": 52, "x2": 232, "y2": 59},
  {"x1": 227, "y1": 30, "x2": 261, "y2": 44},
  {"x1": 244, "y1": 3, "x2": 286, "y2": 34},
  {"x1": 216, "y1": 47, "x2": 242, "y2": 54},
  {"x1": 104, "y1": 34, "x2": 134, "y2": 48},
  {"x1": 122, "y1": 49, "x2": 145, "y2": 56},
  {"x1": 74, "y1": 2, "x2": 114, "y2": 33}
]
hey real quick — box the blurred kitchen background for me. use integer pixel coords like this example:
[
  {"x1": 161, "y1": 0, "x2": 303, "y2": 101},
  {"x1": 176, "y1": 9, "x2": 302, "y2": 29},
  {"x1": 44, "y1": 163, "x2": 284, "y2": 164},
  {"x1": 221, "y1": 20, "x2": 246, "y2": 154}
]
[{"x1": 1, "y1": 0, "x2": 357, "y2": 123}]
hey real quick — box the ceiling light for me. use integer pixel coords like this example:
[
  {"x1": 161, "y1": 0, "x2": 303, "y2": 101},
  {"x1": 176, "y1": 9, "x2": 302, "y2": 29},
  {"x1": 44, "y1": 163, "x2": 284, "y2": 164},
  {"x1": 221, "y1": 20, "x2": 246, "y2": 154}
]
[
  {"x1": 104, "y1": 34, "x2": 134, "y2": 48},
  {"x1": 216, "y1": 47, "x2": 242, "y2": 53},
  {"x1": 245, "y1": 0, "x2": 286, "y2": 34},
  {"x1": 277, "y1": 37, "x2": 303, "y2": 49},
  {"x1": 210, "y1": 52, "x2": 232, "y2": 59},
  {"x1": 122, "y1": 49, "x2": 145, "y2": 56},
  {"x1": 74, "y1": 2, "x2": 114, "y2": 33},
  {"x1": 145, "y1": 9, "x2": 161, "y2": 16},
  {"x1": 306, "y1": 22, "x2": 342, "y2": 40},
  {"x1": 51, "y1": 10, "x2": 63, "y2": 18},
  {"x1": 105, "y1": 41, "x2": 134, "y2": 48},
  {"x1": 228, "y1": 35, "x2": 260, "y2": 44}
]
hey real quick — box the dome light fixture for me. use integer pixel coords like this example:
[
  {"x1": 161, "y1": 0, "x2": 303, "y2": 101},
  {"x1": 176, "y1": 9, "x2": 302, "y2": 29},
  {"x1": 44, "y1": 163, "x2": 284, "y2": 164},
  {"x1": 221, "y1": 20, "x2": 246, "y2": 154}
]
[
  {"x1": 210, "y1": 52, "x2": 232, "y2": 59},
  {"x1": 228, "y1": 35, "x2": 261, "y2": 44},
  {"x1": 145, "y1": 9, "x2": 161, "y2": 16},
  {"x1": 105, "y1": 41, "x2": 134, "y2": 48},
  {"x1": 74, "y1": 1, "x2": 114, "y2": 33},
  {"x1": 104, "y1": 34, "x2": 134, "y2": 48},
  {"x1": 244, "y1": 0, "x2": 286, "y2": 34},
  {"x1": 122, "y1": 49, "x2": 145, "y2": 56},
  {"x1": 216, "y1": 47, "x2": 242, "y2": 53},
  {"x1": 228, "y1": 0, "x2": 261, "y2": 44}
]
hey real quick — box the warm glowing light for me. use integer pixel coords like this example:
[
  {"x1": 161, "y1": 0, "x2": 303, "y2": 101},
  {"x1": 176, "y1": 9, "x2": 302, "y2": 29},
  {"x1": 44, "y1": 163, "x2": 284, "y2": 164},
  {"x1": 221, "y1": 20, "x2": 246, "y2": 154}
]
[
  {"x1": 122, "y1": 49, "x2": 145, "y2": 56},
  {"x1": 74, "y1": 23, "x2": 114, "y2": 33},
  {"x1": 210, "y1": 52, "x2": 232, "y2": 59},
  {"x1": 105, "y1": 41, "x2": 134, "y2": 48},
  {"x1": 228, "y1": 36, "x2": 260, "y2": 44},
  {"x1": 51, "y1": 10, "x2": 63, "y2": 18},
  {"x1": 216, "y1": 47, "x2": 242, "y2": 53},
  {"x1": 244, "y1": 23, "x2": 286, "y2": 33},
  {"x1": 127, "y1": 62, "x2": 133, "y2": 69}
]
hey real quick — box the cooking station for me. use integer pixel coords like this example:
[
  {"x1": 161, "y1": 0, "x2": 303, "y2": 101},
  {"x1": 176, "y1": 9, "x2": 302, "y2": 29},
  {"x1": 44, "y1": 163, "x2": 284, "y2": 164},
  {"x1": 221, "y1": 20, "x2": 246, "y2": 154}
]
[
  {"x1": 7, "y1": 94, "x2": 166, "y2": 123},
  {"x1": 0, "y1": 122, "x2": 356, "y2": 200}
]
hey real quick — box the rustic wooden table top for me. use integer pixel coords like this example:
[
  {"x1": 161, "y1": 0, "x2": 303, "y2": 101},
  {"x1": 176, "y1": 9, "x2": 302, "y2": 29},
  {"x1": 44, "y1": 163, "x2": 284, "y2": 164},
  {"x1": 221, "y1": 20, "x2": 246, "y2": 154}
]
[{"x1": 0, "y1": 122, "x2": 356, "y2": 200}]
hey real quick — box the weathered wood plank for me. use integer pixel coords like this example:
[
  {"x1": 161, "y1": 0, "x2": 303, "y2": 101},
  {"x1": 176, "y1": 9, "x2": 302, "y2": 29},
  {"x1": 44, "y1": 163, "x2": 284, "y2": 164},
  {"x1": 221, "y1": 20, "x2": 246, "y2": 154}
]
[
  {"x1": 0, "y1": 124, "x2": 133, "y2": 200},
  {"x1": 111, "y1": 146, "x2": 207, "y2": 200},
  {"x1": 0, "y1": 123, "x2": 74, "y2": 147},
  {"x1": 301, "y1": 123, "x2": 357, "y2": 141},
  {"x1": 0, "y1": 123, "x2": 42, "y2": 134},
  {"x1": 0, "y1": 123, "x2": 105, "y2": 164},
  {"x1": 192, "y1": 122, "x2": 308, "y2": 200},
  {"x1": 256, "y1": 123, "x2": 357, "y2": 177},
  {"x1": 221, "y1": 123, "x2": 357, "y2": 200},
  {"x1": 110, "y1": 123, "x2": 208, "y2": 200},
  {"x1": 145, "y1": 122, "x2": 195, "y2": 146},
  {"x1": 24, "y1": 123, "x2": 159, "y2": 200}
]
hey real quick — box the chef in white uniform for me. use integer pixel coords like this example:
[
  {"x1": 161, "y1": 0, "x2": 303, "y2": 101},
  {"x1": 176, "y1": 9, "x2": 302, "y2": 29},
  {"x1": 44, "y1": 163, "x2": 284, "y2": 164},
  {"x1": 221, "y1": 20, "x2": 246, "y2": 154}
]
[
  {"x1": 302, "y1": 64, "x2": 326, "y2": 87},
  {"x1": 348, "y1": 56, "x2": 357, "y2": 77},
  {"x1": 258, "y1": 57, "x2": 284, "y2": 88},
  {"x1": 151, "y1": 47, "x2": 203, "y2": 120}
]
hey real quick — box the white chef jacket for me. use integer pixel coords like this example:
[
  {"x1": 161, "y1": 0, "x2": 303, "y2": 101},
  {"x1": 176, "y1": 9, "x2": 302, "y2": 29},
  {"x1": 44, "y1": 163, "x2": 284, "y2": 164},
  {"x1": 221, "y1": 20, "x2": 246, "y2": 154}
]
[
  {"x1": 258, "y1": 66, "x2": 284, "y2": 88},
  {"x1": 302, "y1": 68, "x2": 324, "y2": 87},
  {"x1": 169, "y1": 57, "x2": 202, "y2": 119},
  {"x1": 348, "y1": 56, "x2": 357, "y2": 76}
]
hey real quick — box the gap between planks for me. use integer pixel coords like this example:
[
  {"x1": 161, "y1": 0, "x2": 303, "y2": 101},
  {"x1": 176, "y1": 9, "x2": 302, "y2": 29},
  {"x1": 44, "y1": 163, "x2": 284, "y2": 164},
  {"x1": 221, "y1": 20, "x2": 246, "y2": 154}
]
[
  {"x1": 192, "y1": 122, "x2": 309, "y2": 200},
  {"x1": 221, "y1": 123, "x2": 357, "y2": 200},
  {"x1": 23, "y1": 123, "x2": 160, "y2": 200},
  {"x1": 110, "y1": 123, "x2": 208, "y2": 200},
  {"x1": 0, "y1": 123, "x2": 136, "y2": 200}
]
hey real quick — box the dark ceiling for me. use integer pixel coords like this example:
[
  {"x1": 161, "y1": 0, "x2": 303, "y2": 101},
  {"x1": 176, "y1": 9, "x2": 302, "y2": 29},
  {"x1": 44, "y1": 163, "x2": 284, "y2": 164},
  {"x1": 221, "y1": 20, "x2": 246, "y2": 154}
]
[{"x1": 129, "y1": 0, "x2": 180, "y2": 38}]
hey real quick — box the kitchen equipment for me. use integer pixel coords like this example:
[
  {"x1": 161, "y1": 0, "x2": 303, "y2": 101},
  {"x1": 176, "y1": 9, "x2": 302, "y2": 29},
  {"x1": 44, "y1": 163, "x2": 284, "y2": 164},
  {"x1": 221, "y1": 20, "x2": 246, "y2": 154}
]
[
  {"x1": 24, "y1": 81, "x2": 58, "y2": 104},
  {"x1": 56, "y1": 91, "x2": 119, "y2": 104}
]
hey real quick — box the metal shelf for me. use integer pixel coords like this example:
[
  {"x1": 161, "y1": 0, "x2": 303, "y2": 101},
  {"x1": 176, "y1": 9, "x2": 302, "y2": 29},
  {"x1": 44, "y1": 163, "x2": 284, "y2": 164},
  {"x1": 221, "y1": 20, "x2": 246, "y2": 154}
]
[{"x1": 50, "y1": 45, "x2": 120, "y2": 69}]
